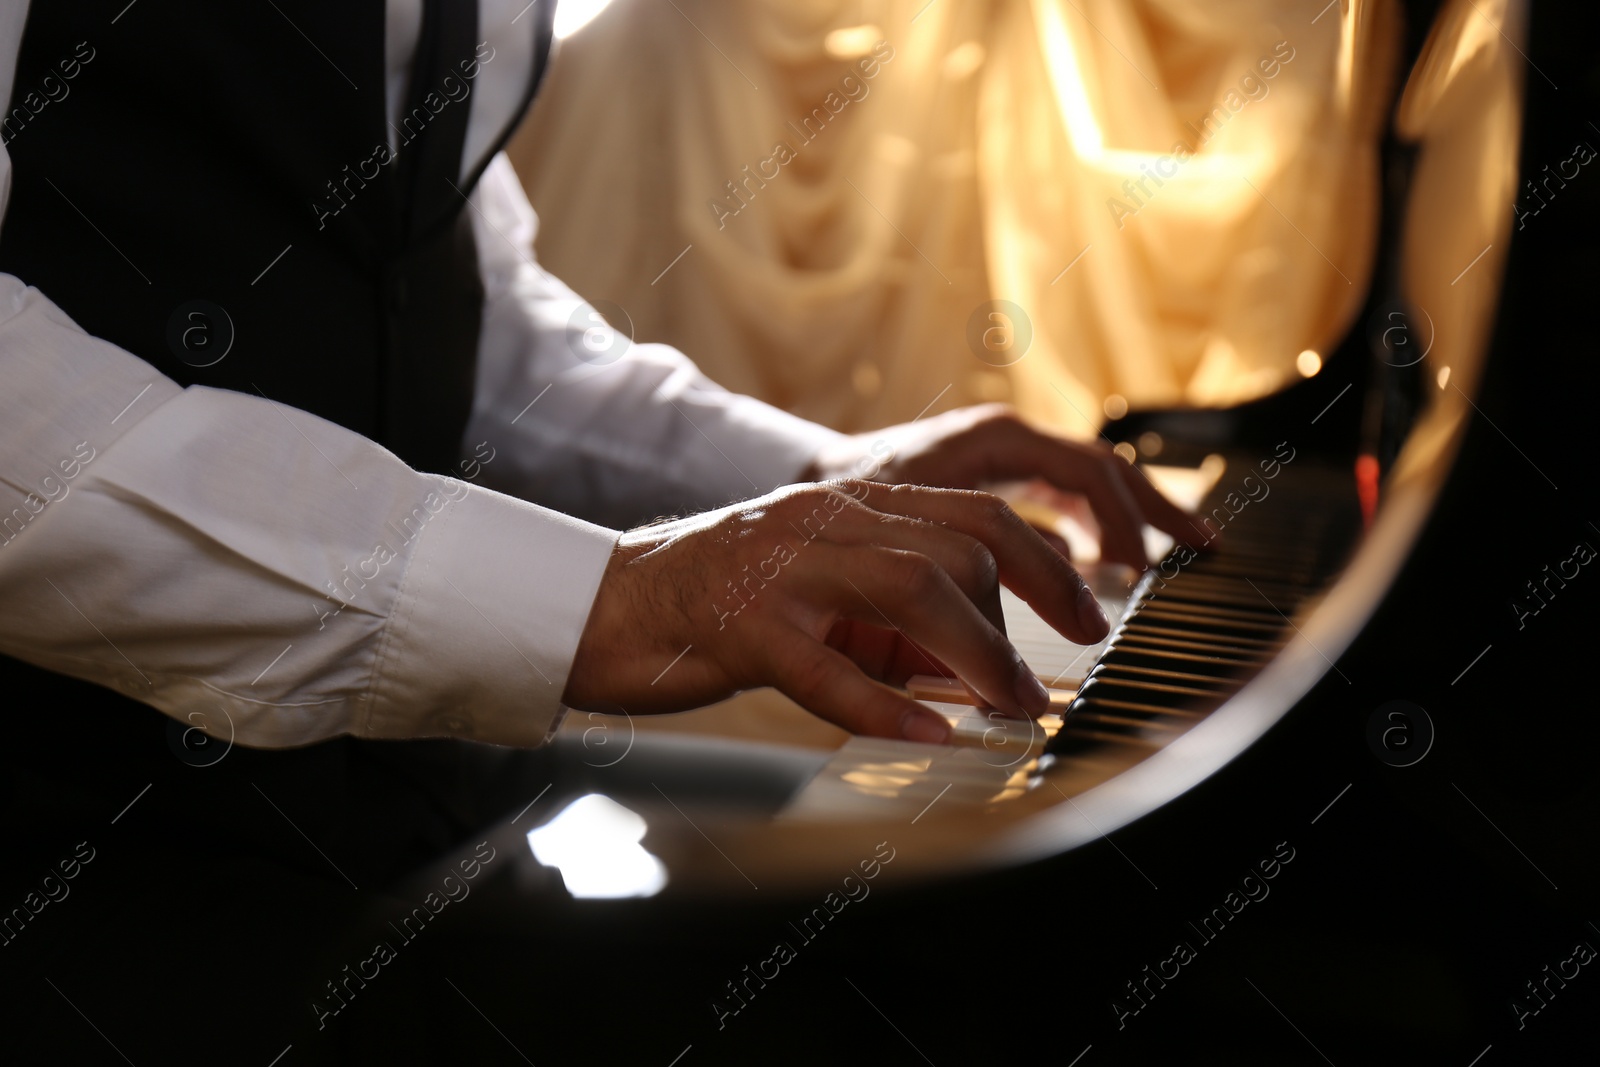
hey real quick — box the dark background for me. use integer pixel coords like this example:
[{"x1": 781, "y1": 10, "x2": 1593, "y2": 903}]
[{"x1": 3, "y1": 2, "x2": 1595, "y2": 1064}]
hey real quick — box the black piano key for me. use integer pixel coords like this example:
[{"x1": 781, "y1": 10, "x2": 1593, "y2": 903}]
[
  {"x1": 1119, "y1": 623, "x2": 1281, "y2": 654},
  {"x1": 1074, "y1": 676, "x2": 1220, "y2": 712},
  {"x1": 1042, "y1": 460, "x2": 1361, "y2": 759},
  {"x1": 1067, "y1": 705, "x2": 1193, "y2": 730},
  {"x1": 1098, "y1": 643, "x2": 1258, "y2": 675},
  {"x1": 1134, "y1": 598, "x2": 1290, "y2": 624},
  {"x1": 1135, "y1": 605, "x2": 1286, "y2": 635},
  {"x1": 1088, "y1": 663, "x2": 1243, "y2": 691}
]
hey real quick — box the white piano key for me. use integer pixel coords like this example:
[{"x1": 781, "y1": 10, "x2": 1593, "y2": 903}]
[
  {"x1": 1000, "y1": 582, "x2": 1125, "y2": 688},
  {"x1": 906, "y1": 674, "x2": 1074, "y2": 708}
]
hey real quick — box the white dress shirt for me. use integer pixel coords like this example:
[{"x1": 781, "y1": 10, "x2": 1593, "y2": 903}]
[{"x1": 0, "y1": 1, "x2": 845, "y2": 749}]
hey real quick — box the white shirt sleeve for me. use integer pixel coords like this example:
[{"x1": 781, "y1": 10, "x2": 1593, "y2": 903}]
[
  {"x1": 463, "y1": 153, "x2": 847, "y2": 529},
  {"x1": 0, "y1": 12, "x2": 620, "y2": 749},
  {"x1": 0, "y1": 1, "x2": 845, "y2": 750}
]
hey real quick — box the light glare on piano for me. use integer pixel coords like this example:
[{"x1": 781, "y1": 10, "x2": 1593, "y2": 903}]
[{"x1": 526, "y1": 794, "x2": 667, "y2": 899}]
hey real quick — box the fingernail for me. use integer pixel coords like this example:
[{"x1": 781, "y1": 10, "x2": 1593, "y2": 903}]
[
  {"x1": 1077, "y1": 585, "x2": 1110, "y2": 638},
  {"x1": 1015, "y1": 671, "x2": 1050, "y2": 717},
  {"x1": 901, "y1": 710, "x2": 951, "y2": 745}
]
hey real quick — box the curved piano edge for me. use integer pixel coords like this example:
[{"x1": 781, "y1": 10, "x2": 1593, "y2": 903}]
[{"x1": 977, "y1": 442, "x2": 1452, "y2": 870}]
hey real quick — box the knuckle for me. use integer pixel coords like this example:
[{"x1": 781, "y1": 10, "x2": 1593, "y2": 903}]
[
  {"x1": 972, "y1": 490, "x2": 1024, "y2": 532},
  {"x1": 974, "y1": 401, "x2": 1020, "y2": 426},
  {"x1": 835, "y1": 477, "x2": 873, "y2": 498},
  {"x1": 782, "y1": 484, "x2": 855, "y2": 524},
  {"x1": 975, "y1": 407, "x2": 1027, "y2": 445},
  {"x1": 889, "y1": 550, "x2": 943, "y2": 599},
  {"x1": 782, "y1": 643, "x2": 836, "y2": 703},
  {"x1": 966, "y1": 538, "x2": 1000, "y2": 592},
  {"x1": 971, "y1": 487, "x2": 1007, "y2": 510},
  {"x1": 770, "y1": 483, "x2": 817, "y2": 511},
  {"x1": 798, "y1": 483, "x2": 842, "y2": 505}
]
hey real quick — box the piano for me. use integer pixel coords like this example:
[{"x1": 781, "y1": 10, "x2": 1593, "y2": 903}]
[
  {"x1": 16, "y1": 3, "x2": 1591, "y2": 1063},
  {"x1": 481, "y1": 447, "x2": 1370, "y2": 895},
  {"x1": 459, "y1": 0, "x2": 1527, "y2": 902}
]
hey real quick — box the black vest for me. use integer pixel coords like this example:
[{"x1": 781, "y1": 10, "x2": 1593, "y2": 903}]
[
  {"x1": 0, "y1": 3, "x2": 560, "y2": 891},
  {"x1": 0, "y1": 0, "x2": 555, "y2": 474}
]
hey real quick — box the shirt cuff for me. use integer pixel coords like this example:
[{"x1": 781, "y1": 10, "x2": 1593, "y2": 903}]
[{"x1": 365, "y1": 478, "x2": 619, "y2": 747}]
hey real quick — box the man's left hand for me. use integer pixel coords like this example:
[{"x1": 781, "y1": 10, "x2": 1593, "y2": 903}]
[{"x1": 803, "y1": 403, "x2": 1200, "y2": 569}]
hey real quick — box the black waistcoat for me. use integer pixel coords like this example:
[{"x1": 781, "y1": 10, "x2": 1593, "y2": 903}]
[
  {"x1": 0, "y1": 0, "x2": 554, "y2": 474},
  {"x1": 0, "y1": 3, "x2": 561, "y2": 902}
]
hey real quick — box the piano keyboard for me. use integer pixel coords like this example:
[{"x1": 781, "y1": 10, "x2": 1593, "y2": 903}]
[
  {"x1": 1045, "y1": 464, "x2": 1358, "y2": 758},
  {"x1": 779, "y1": 459, "x2": 1360, "y2": 820}
]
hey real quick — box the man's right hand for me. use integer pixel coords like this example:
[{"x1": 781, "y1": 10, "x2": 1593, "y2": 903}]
[{"x1": 561, "y1": 481, "x2": 1111, "y2": 744}]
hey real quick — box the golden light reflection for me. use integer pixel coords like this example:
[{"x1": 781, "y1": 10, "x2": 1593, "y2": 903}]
[
  {"x1": 1297, "y1": 349, "x2": 1323, "y2": 377},
  {"x1": 841, "y1": 756, "x2": 933, "y2": 797},
  {"x1": 825, "y1": 25, "x2": 885, "y2": 60},
  {"x1": 987, "y1": 767, "x2": 1035, "y2": 805}
]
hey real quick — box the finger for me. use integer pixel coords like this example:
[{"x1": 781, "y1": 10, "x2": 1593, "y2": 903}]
[
  {"x1": 1037, "y1": 529, "x2": 1072, "y2": 559},
  {"x1": 773, "y1": 638, "x2": 953, "y2": 744},
  {"x1": 993, "y1": 485, "x2": 1074, "y2": 560},
  {"x1": 941, "y1": 423, "x2": 1149, "y2": 568},
  {"x1": 825, "y1": 617, "x2": 954, "y2": 688},
  {"x1": 795, "y1": 542, "x2": 1050, "y2": 717},
  {"x1": 817, "y1": 499, "x2": 1005, "y2": 634},
  {"x1": 919, "y1": 423, "x2": 1152, "y2": 568},
  {"x1": 1050, "y1": 450, "x2": 1150, "y2": 568},
  {"x1": 1115, "y1": 460, "x2": 1211, "y2": 547},
  {"x1": 829, "y1": 482, "x2": 1110, "y2": 646}
]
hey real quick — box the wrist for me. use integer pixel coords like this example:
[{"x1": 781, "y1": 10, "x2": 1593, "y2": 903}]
[{"x1": 801, "y1": 432, "x2": 894, "y2": 484}]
